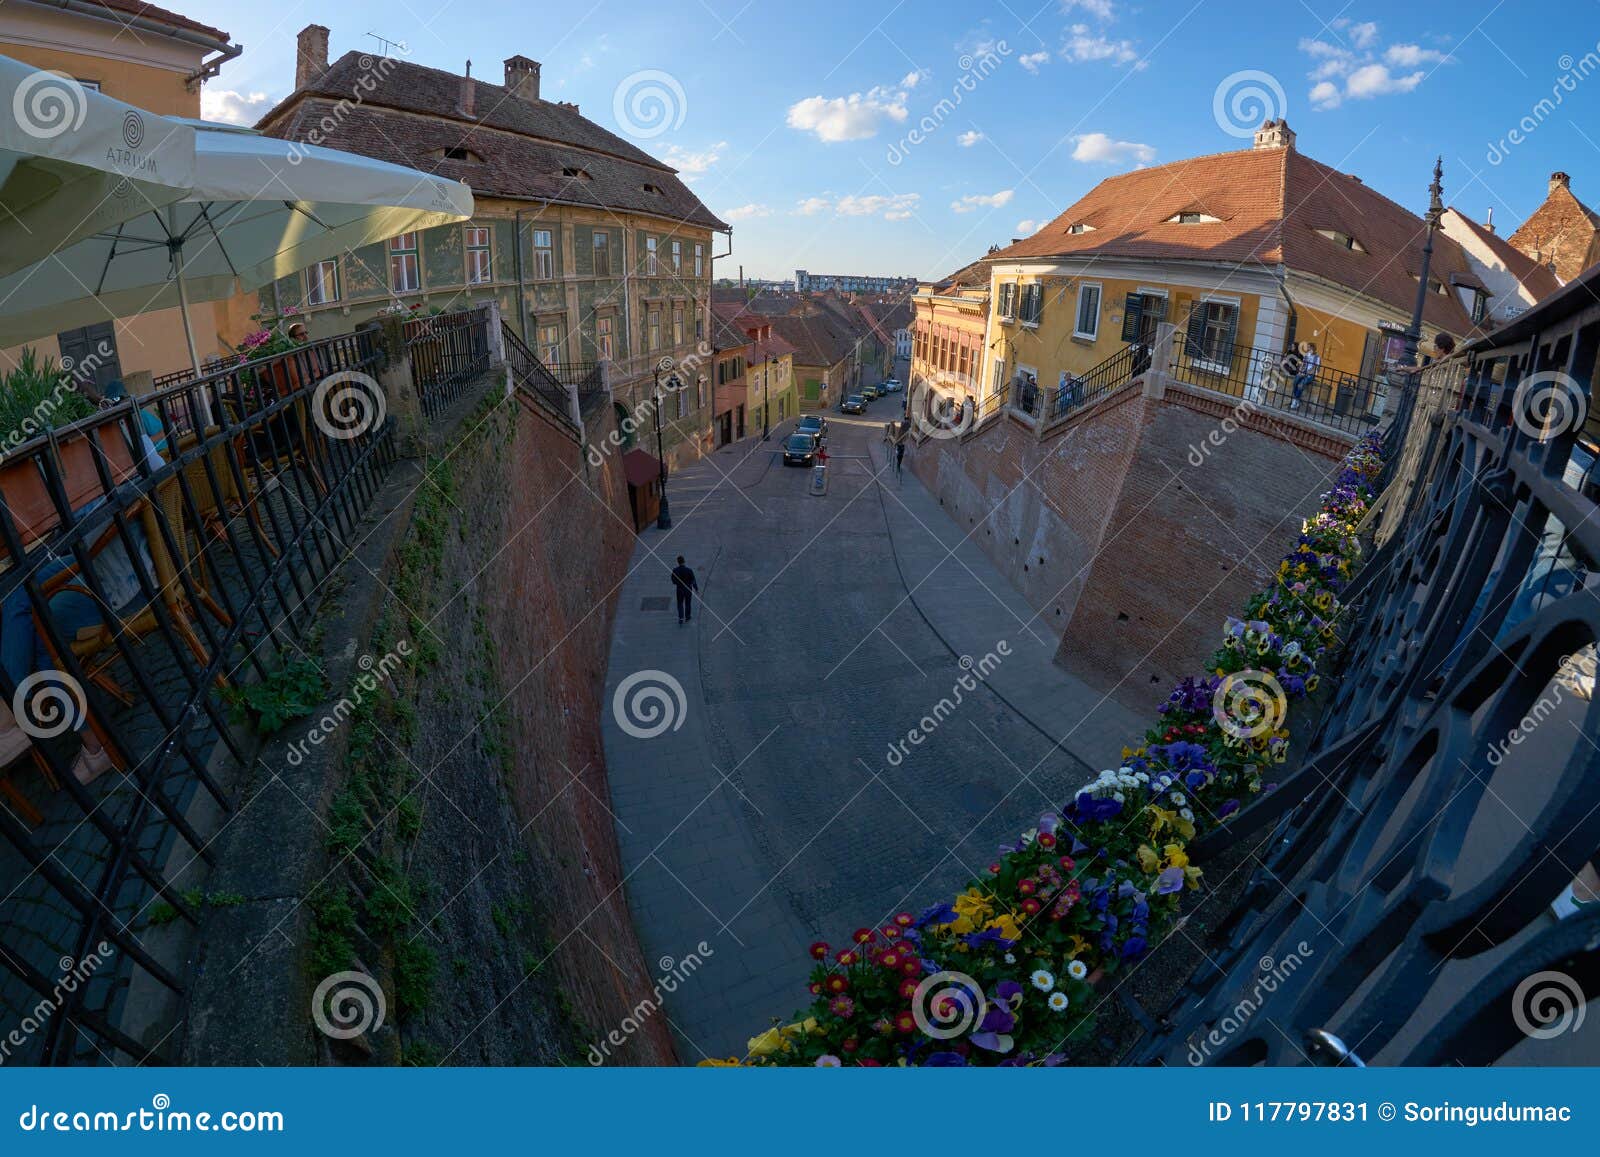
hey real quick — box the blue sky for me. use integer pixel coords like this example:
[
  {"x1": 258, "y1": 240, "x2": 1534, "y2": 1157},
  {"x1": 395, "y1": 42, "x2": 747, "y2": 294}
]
[{"x1": 182, "y1": 0, "x2": 1600, "y2": 280}]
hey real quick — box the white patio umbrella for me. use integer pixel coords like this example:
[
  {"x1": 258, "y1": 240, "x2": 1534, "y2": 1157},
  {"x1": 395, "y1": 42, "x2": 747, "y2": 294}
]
[
  {"x1": 1, "y1": 53, "x2": 197, "y2": 277},
  {"x1": 0, "y1": 120, "x2": 474, "y2": 370}
]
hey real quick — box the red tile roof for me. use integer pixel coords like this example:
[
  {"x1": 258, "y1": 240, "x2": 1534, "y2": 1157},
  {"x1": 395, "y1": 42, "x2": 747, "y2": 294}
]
[
  {"x1": 990, "y1": 144, "x2": 1480, "y2": 335},
  {"x1": 256, "y1": 53, "x2": 725, "y2": 231},
  {"x1": 622, "y1": 448, "x2": 663, "y2": 487},
  {"x1": 80, "y1": 0, "x2": 230, "y2": 44}
]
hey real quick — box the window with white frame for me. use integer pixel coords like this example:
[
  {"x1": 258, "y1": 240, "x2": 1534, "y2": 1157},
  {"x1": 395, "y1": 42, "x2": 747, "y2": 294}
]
[
  {"x1": 998, "y1": 282, "x2": 1017, "y2": 319},
  {"x1": 1184, "y1": 299, "x2": 1239, "y2": 368},
  {"x1": 389, "y1": 233, "x2": 419, "y2": 292},
  {"x1": 306, "y1": 259, "x2": 340, "y2": 306},
  {"x1": 465, "y1": 226, "x2": 492, "y2": 284},
  {"x1": 992, "y1": 357, "x2": 1005, "y2": 392},
  {"x1": 597, "y1": 315, "x2": 614, "y2": 361},
  {"x1": 671, "y1": 240, "x2": 681, "y2": 271},
  {"x1": 694, "y1": 243, "x2": 704, "y2": 277},
  {"x1": 673, "y1": 305, "x2": 684, "y2": 346},
  {"x1": 1074, "y1": 283, "x2": 1101, "y2": 339},
  {"x1": 1018, "y1": 283, "x2": 1043, "y2": 326},
  {"x1": 592, "y1": 230, "x2": 611, "y2": 277},
  {"x1": 532, "y1": 229, "x2": 554, "y2": 279},
  {"x1": 648, "y1": 308, "x2": 661, "y2": 351},
  {"x1": 676, "y1": 378, "x2": 688, "y2": 418},
  {"x1": 645, "y1": 236, "x2": 658, "y2": 275}
]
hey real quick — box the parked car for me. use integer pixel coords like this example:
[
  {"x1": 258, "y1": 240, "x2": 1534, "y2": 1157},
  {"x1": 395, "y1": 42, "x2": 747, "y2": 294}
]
[
  {"x1": 861, "y1": 384, "x2": 880, "y2": 400},
  {"x1": 783, "y1": 432, "x2": 818, "y2": 466},
  {"x1": 797, "y1": 414, "x2": 827, "y2": 442},
  {"x1": 880, "y1": 378, "x2": 902, "y2": 393},
  {"x1": 841, "y1": 394, "x2": 866, "y2": 414}
]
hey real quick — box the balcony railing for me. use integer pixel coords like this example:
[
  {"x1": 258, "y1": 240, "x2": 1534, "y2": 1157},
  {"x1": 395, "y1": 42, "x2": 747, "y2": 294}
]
[
  {"x1": 1169, "y1": 338, "x2": 1389, "y2": 435},
  {"x1": 0, "y1": 330, "x2": 396, "y2": 1064},
  {"x1": 502, "y1": 323, "x2": 580, "y2": 435},
  {"x1": 1040, "y1": 341, "x2": 1149, "y2": 426},
  {"x1": 405, "y1": 306, "x2": 493, "y2": 417}
]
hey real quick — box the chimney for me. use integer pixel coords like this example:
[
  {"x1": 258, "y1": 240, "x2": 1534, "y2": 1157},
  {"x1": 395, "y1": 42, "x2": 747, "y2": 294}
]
[
  {"x1": 1252, "y1": 117, "x2": 1296, "y2": 150},
  {"x1": 460, "y1": 60, "x2": 475, "y2": 117},
  {"x1": 504, "y1": 55, "x2": 541, "y2": 102},
  {"x1": 1485, "y1": 206, "x2": 1495, "y2": 234},
  {"x1": 295, "y1": 24, "x2": 330, "y2": 91},
  {"x1": 1550, "y1": 171, "x2": 1571, "y2": 193}
]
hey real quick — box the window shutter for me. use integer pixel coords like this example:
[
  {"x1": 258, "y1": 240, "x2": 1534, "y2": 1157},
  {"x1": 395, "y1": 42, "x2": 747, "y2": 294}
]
[
  {"x1": 1184, "y1": 306, "x2": 1206, "y2": 358},
  {"x1": 1220, "y1": 305, "x2": 1239, "y2": 365},
  {"x1": 1120, "y1": 292, "x2": 1145, "y2": 342}
]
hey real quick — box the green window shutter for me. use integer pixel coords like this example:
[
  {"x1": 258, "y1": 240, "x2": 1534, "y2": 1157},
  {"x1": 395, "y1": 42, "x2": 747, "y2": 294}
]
[
  {"x1": 1219, "y1": 305, "x2": 1240, "y2": 365},
  {"x1": 1120, "y1": 292, "x2": 1144, "y2": 342},
  {"x1": 1184, "y1": 305, "x2": 1207, "y2": 359}
]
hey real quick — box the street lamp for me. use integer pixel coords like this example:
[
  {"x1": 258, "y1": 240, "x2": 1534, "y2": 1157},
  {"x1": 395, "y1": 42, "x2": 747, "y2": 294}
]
[
  {"x1": 652, "y1": 361, "x2": 672, "y2": 530},
  {"x1": 1403, "y1": 156, "x2": 1445, "y2": 368}
]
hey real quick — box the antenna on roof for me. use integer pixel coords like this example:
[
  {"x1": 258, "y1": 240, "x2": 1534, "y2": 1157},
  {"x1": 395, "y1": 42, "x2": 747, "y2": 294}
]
[
  {"x1": 465, "y1": 59, "x2": 473, "y2": 78},
  {"x1": 365, "y1": 31, "x2": 407, "y2": 58}
]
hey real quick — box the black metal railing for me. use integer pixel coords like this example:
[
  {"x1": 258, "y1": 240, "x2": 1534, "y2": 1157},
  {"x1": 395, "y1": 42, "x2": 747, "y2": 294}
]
[
  {"x1": 0, "y1": 331, "x2": 395, "y2": 1064},
  {"x1": 405, "y1": 306, "x2": 492, "y2": 418},
  {"x1": 1041, "y1": 341, "x2": 1148, "y2": 425},
  {"x1": 502, "y1": 324, "x2": 580, "y2": 435},
  {"x1": 544, "y1": 361, "x2": 604, "y2": 392},
  {"x1": 1129, "y1": 267, "x2": 1600, "y2": 1066},
  {"x1": 1169, "y1": 337, "x2": 1389, "y2": 435}
]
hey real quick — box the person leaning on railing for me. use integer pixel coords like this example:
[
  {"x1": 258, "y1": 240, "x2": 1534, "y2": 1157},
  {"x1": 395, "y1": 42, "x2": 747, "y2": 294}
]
[
  {"x1": 1290, "y1": 342, "x2": 1320, "y2": 410},
  {"x1": 0, "y1": 409, "x2": 167, "y2": 785}
]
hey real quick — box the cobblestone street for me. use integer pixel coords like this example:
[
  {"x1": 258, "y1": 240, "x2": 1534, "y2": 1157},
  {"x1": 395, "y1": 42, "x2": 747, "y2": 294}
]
[{"x1": 601, "y1": 389, "x2": 1141, "y2": 1060}]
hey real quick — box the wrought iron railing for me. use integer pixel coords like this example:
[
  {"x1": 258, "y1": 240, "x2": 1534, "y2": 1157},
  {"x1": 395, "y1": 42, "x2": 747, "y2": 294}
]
[
  {"x1": 1041, "y1": 341, "x2": 1149, "y2": 425},
  {"x1": 404, "y1": 306, "x2": 492, "y2": 417},
  {"x1": 0, "y1": 331, "x2": 394, "y2": 1064},
  {"x1": 1169, "y1": 337, "x2": 1390, "y2": 435},
  {"x1": 1129, "y1": 269, "x2": 1600, "y2": 1066},
  {"x1": 502, "y1": 323, "x2": 580, "y2": 435}
]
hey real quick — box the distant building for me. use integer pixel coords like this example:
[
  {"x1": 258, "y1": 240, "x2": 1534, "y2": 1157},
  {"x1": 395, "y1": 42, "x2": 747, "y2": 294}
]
[
  {"x1": 250, "y1": 25, "x2": 729, "y2": 470},
  {"x1": 1506, "y1": 172, "x2": 1600, "y2": 285},
  {"x1": 1440, "y1": 207, "x2": 1561, "y2": 323},
  {"x1": 795, "y1": 269, "x2": 917, "y2": 294},
  {"x1": 911, "y1": 256, "x2": 991, "y2": 404}
]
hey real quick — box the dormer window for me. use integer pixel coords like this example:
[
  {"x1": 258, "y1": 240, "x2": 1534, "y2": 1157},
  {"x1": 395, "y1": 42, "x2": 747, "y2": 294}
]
[
  {"x1": 1167, "y1": 210, "x2": 1221, "y2": 224},
  {"x1": 1067, "y1": 222, "x2": 1095, "y2": 235},
  {"x1": 441, "y1": 146, "x2": 483, "y2": 163},
  {"x1": 561, "y1": 166, "x2": 591, "y2": 180},
  {"x1": 642, "y1": 182, "x2": 662, "y2": 195},
  {"x1": 1316, "y1": 228, "x2": 1366, "y2": 252}
]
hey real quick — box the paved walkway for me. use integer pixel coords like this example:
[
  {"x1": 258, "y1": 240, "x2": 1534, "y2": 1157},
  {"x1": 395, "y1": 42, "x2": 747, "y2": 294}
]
[{"x1": 600, "y1": 398, "x2": 1144, "y2": 1062}]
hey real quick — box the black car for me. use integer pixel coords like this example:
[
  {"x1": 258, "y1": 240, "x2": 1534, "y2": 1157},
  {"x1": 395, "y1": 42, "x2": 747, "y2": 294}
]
[
  {"x1": 841, "y1": 394, "x2": 866, "y2": 414},
  {"x1": 797, "y1": 414, "x2": 827, "y2": 442},
  {"x1": 783, "y1": 432, "x2": 818, "y2": 466}
]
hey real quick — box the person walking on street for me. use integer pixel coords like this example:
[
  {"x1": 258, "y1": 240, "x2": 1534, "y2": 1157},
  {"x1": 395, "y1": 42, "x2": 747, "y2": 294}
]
[
  {"x1": 671, "y1": 555, "x2": 698, "y2": 624},
  {"x1": 894, "y1": 438, "x2": 906, "y2": 478}
]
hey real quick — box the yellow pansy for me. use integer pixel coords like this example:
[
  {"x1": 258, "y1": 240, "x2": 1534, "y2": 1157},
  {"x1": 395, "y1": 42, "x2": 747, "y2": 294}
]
[
  {"x1": 1163, "y1": 843, "x2": 1189, "y2": 869},
  {"x1": 987, "y1": 913, "x2": 1023, "y2": 941}
]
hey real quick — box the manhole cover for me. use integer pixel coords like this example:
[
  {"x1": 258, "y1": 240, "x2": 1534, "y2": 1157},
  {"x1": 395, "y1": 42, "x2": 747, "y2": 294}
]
[{"x1": 640, "y1": 596, "x2": 671, "y2": 612}]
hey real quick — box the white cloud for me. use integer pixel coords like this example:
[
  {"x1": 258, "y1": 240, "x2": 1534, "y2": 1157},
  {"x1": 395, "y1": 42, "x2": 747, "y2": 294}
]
[
  {"x1": 1070, "y1": 132, "x2": 1155, "y2": 165},
  {"x1": 724, "y1": 203, "x2": 771, "y2": 221},
  {"x1": 957, "y1": 130, "x2": 985, "y2": 147},
  {"x1": 661, "y1": 141, "x2": 728, "y2": 177},
  {"x1": 1345, "y1": 62, "x2": 1424, "y2": 98},
  {"x1": 796, "y1": 193, "x2": 920, "y2": 220},
  {"x1": 951, "y1": 189, "x2": 1015, "y2": 212},
  {"x1": 1062, "y1": 24, "x2": 1141, "y2": 67},
  {"x1": 1015, "y1": 218, "x2": 1043, "y2": 234},
  {"x1": 201, "y1": 89, "x2": 274, "y2": 126},
  {"x1": 786, "y1": 83, "x2": 911, "y2": 142},
  {"x1": 901, "y1": 69, "x2": 928, "y2": 88},
  {"x1": 1063, "y1": 0, "x2": 1117, "y2": 19},
  {"x1": 1299, "y1": 26, "x2": 1447, "y2": 108},
  {"x1": 1309, "y1": 80, "x2": 1342, "y2": 109},
  {"x1": 1019, "y1": 51, "x2": 1050, "y2": 73},
  {"x1": 1385, "y1": 43, "x2": 1445, "y2": 67}
]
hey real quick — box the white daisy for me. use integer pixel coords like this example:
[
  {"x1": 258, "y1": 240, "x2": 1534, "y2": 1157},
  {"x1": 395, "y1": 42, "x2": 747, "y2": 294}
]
[
  {"x1": 1170, "y1": 792, "x2": 1186, "y2": 807},
  {"x1": 1067, "y1": 960, "x2": 1088, "y2": 980},
  {"x1": 1048, "y1": 992, "x2": 1069, "y2": 1011},
  {"x1": 1180, "y1": 807, "x2": 1195, "y2": 822},
  {"x1": 1112, "y1": 792, "x2": 1125, "y2": 803},
  {"x1": 1030, "y1": 969, "x2": 1054, "y2": 991},
  {"x1": 1004, "y1": 953, "x2": 1016, "y2": 964}
]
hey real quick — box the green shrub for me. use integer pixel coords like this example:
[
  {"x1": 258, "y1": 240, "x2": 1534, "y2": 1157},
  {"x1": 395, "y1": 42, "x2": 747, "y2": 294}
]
[{"x1": 0, "y1": 348, "x2": 97, "y2": 448}]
